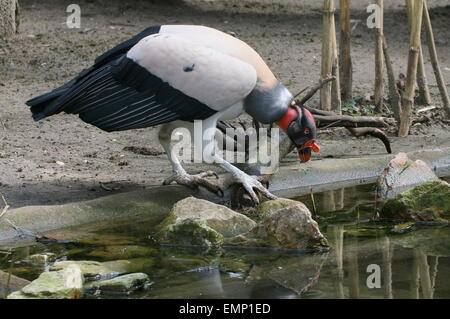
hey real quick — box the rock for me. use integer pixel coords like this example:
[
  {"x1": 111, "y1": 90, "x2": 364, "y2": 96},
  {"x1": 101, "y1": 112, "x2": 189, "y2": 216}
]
[
  {"x1": 380, "y1": 180, "x2": 450, "y2": 222},
  {"x1": 247, "y1": 253, "x2": 327, "y2": 295},
  {"x1": 84, "y1": 273, "x2": 150, "y2": 295},
  {"x1": 377, "y1": 152, "x2": 439, "y2": 199},
  {"x1": 29, "y1": 253, "x2": 57, "y2": 266},
  {"x1": 8, "y1": 265, "x2": 84, "y2": 299},
  {"x1": 155, "y1": 197, "x2": 256, "y2": 247},
  {"x1": 0, "y1": 270, "x2": 30, "y2": 296},
  {"x1": 226, "y1": 199, "x2": 329, "y2": 251},
  {"x1": 157, "y1": 218, "x2": 224, "y2": 248},
  {"x1": 51, "y1": 260, "x2": 126, "y2": 280}
]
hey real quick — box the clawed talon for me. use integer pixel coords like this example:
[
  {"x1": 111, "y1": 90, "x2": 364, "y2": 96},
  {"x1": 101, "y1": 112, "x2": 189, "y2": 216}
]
[
  {"x1": 163, "y1": 171, "x2": 223, "y2": 197},
  {"x1": 235, "y1": 173, "x2": 278, "y2": 205}
]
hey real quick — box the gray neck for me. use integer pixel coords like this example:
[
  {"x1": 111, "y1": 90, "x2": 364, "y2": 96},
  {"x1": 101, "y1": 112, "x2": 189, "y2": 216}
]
[{"x1": 244, "y1": 82, "x2": 293, "y2": 124}]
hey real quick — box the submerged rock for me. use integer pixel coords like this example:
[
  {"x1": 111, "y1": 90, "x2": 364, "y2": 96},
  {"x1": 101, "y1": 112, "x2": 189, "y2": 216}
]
[
  {"x1": 0, "y1": 270, "x2": 30, "y2": 296},
  {"x1": 377, "y1": 152, "x2": 439, "y2": 199},
  {"x1": 51, "y1": 260, "x2": 129, "y2": 280},
  {"x1": 155, "y1": 197, "x2": 256, "y2": 247},
  {"x1": 380, "y1": 180, "x2": 450, "y2": 222},
  {"x1": 226, "y1": 199, "x2": 329, "y2": 251},
  {"x1": 84, "y1": 273, "x2": 150, "y2": 295},
  {"x1": 8, "y1": 264, "x2": 84, "y2": 299}
]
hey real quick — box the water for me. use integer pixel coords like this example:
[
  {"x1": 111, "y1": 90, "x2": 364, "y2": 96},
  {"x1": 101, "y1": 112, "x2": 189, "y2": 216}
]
[{"x1": 1, "y1": 183, "x2": 450, "y2": 299}]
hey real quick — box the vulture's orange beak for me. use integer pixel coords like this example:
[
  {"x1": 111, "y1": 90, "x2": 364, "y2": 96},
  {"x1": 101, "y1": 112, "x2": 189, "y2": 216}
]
[{"x1": 297, "y1": 139, "x2": 321, "y2": 163}]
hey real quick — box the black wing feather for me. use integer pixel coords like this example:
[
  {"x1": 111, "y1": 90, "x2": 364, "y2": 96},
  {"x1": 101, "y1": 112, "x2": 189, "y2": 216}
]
[{"x1": 26, "y1": 25, "x2": 217, "y2": 131}]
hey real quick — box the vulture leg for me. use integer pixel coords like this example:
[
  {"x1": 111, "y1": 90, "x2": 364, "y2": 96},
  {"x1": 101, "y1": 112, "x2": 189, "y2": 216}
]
[
  {"x1": 215, "y1": 157, "x2": 278, "y2": 204},
  {"x1": 158, "y1": 123, "x2": 223, "y2": 196},
  {"x1": 203, "y1": 114, "x2": 278, "y2": 205}
]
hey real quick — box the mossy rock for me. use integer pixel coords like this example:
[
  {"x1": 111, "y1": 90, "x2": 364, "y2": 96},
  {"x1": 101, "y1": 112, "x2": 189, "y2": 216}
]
[
  {"x1": 157, "y1": 218, "x2": 224, "y2": 248},
  {"x1": 226, "y1": 199, "x2": 329, "y2": 251},
  {"x1": 8, "y1": 265, "x2": 84, "y2": 299},
  {"x1": 51, "y1": 260, "x2": 129, "y2": 280},
  {"x1": 84, "y1": 273, "x2": 150, "y2": 295},
  {"x1": 154, "y1": 197, "x2": 257, "y2": 248},
  {"x1": 255, "y1": 199, "x2": 299, "y2": 219},
  {"x1": 380, "y1": 180, "x2": 450, "y2": 221}
]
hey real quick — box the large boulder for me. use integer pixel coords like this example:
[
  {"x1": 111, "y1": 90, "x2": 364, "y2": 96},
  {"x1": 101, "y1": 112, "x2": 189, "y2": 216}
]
[
  {"x1": 226, "y1": 199, "x2": 329, "y2": 251},
  {"x1": 377, "y1": 152, "x2": 439, "y2": 199},
  {"x1": 8, "y1": 264, "x2": 84, "y2": 299},
  {"x1": 380, "y1": 180, "x2": 450, "y2": 222},
  {"x1": 155, "y1": 197, "x2": 256, "y2": 247}
]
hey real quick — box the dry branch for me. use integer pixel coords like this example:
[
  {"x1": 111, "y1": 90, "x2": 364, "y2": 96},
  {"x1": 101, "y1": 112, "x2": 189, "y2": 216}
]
[
  {"x1": 398, "y1": 0, "x2": 424, "y2": 137},
  {"x1": 320, "y1": 0, "x2": 335, "y2": 111},
  {"x1": 330, "y1": 3, "x2": 342, "y2": 114},
  {"x1": 406, "y1": 0, "x2": 432, "y2": 106},
  {"x1": 382, "y1": 35, "x2": 402, "y2": 123},
  {"x1": 339, "y1": 0, "x2": 353, "y2": 103},
  {"x1": 374, "y1": 0, "x2": 385, "y2": 112},
  {"x1": 423, "y1": 0, "x2": 450, "y2": 118},
  {"x1": 299, "y1": 76, "x2": 336, "y2": 105}
]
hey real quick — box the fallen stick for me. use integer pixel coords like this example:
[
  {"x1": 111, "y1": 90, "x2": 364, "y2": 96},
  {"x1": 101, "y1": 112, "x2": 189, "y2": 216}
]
[{"x1": 304, "y1": 106, "x2": 392, "y2": 153}]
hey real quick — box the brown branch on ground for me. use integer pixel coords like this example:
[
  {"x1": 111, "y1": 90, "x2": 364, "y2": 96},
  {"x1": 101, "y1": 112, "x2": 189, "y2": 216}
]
[{"x1": 346, "y1": 128, "x2": 392, "y2": 153}]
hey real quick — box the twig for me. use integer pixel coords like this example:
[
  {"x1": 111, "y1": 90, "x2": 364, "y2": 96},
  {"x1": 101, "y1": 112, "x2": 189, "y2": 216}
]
[
  {"x1": 0, "y1": 194, "x2": 10, "y2": 219},
  {"x1": 299, "y1": 76, "x2": 336, "y2": 105}
]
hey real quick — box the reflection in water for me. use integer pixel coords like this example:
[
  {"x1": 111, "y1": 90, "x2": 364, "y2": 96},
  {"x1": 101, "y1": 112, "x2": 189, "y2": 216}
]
[{"x1": 0, "y1": 183, "x2": 449, "y2": 299}]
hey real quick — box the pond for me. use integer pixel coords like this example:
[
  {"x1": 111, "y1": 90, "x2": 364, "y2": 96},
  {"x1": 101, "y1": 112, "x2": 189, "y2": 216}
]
[{"x1": 1, "y1": 182, "x2": 450, "y2": 299}]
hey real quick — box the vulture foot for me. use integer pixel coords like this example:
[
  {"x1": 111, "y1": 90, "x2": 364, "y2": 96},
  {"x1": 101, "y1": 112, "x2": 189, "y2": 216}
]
[
  {"x1": 233, "y1": 173, "x2": 278, "y2": 204},
  {"x1": 163, "y1": 171, "x2": 223, "y2": 197}
]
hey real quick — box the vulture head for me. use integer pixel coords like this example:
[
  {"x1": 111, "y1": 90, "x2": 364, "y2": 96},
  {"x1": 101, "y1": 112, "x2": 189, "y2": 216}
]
[{"x1": 276, "y1": 101, "x2": 320, "y2": 163}]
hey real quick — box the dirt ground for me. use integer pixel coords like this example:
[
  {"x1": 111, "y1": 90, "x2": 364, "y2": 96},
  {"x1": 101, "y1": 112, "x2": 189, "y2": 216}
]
[{"x1": 0, "y1": 0, "x2": 449, "y2": 208}]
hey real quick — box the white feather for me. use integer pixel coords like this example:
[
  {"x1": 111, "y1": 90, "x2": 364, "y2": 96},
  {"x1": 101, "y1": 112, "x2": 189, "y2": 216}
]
[{"x1": 127, "y1": 33, "x2": 257, "y2": 111}]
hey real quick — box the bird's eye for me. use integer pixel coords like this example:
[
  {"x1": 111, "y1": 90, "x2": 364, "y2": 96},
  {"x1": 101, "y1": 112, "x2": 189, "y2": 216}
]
[{"x1": 304, "y1": 128, "x2": 310, "y2": 135}]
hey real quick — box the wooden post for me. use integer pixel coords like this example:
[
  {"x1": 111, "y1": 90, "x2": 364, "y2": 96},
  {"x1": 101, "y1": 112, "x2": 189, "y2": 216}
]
[
  {"x1": 383, "y1": 36, "x2": 402, "y2": 123},
  {"x1": 398, "y1": 0, "x2": 424, "y2": 137},
  {"x1": 331, "y1": 8, "x2": 342, "y2": 114},
  {"x1": 423, "y1": 0, "x2": 450, "y2": 118},
  {"x1": 0, "y1": 0, "x2": 19, "y2": 37},
  {"x1": 339, "y1": 0, "x2": 352, "y2": 104},
  {"x1": 320, "y1": 0, "x2": 335, "y2": 111},
  {"x1": 405, "y1": 0, "x2": 432, "y2": 106},
  {"x1": 374, "y1": 0, "x2": 384, "y2": 113}
]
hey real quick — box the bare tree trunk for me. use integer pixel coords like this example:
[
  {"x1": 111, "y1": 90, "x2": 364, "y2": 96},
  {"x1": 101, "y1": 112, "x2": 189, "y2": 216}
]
[
  {"x1": 320, "y1": 0, "x2": 335, "y2": 111},
  {"x1": 374, "y1": 0, "x2": 384, "y2": 112},
  {"x1": 382, "y1": 36, "x2": 402, "y2": 123},
  {"x1": 339, "y1": 0, "x2": 352, "y2": 104},
  {"x1": 330, "y1": 8, "x2": 342, "y2": 114},
  {"x1": 398, "y1": 0, "x2": 424, "y2": 137},
  {"x1": 423, "y1": 0, "x2": 450, "y2": 118},
  {"x1": 406, "y1": 0, "x2": 432, "y2": 106},
  {"x1": 0, "y1": 0, "x2": 19, "y2": 37}
]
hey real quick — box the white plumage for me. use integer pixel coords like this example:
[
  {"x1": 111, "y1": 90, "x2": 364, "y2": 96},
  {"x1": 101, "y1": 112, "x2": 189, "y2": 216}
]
[{"x1": 128, "y1": 33, "x2": 257, "y2": 110}]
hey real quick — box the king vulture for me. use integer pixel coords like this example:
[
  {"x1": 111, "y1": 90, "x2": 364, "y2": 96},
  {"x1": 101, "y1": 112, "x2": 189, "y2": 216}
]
[{"x1": 26, "y1": 25, "x2": 320, "y2": 203}]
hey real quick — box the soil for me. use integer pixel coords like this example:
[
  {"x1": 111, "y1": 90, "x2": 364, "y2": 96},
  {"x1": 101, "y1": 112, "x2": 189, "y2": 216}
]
[{"x1": 0, "y1": 0, "x2": 449, "y2": 208}]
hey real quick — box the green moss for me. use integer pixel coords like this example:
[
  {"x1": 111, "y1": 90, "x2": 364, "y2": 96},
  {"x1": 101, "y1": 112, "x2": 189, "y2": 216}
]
[
  {"x1": 157, "y1": 219, "x2": 224, "y2": 248},
  {"x1": 255, "y1": 199, "x2": 299, "y2": 218},
  {"x1": 381, "y1": 180, "x2": 450, "y2": 221}
]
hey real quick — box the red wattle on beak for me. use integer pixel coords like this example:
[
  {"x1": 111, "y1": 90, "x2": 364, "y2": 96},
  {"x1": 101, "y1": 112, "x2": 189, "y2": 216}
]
[{"x1": 298, "y1": 140, "x2": 321, "y2": 163}]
